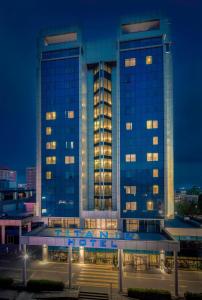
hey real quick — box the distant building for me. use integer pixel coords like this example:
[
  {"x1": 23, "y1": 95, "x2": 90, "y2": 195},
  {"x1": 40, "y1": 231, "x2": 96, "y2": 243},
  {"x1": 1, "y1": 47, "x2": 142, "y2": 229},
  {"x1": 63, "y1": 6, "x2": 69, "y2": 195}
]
[
  {"x1": 26, "y1": 167, "x2": 36, "y2": 190},
  {"x1": 0, "y1": 188, "x2": 36, "y2": 247},
  {"x1": 0, "y1": 168, "x2": 17, "y2": 189},
  {"x1": 175, "y1": 190, "x2": 199, "y2": 203}
]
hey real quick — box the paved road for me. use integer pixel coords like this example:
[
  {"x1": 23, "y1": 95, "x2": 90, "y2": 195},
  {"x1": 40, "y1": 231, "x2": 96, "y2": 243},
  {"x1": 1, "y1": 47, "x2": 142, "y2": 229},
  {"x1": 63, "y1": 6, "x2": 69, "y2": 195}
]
[{"x1": 0, "y1": 254, "x2": 202, "y2": 296}]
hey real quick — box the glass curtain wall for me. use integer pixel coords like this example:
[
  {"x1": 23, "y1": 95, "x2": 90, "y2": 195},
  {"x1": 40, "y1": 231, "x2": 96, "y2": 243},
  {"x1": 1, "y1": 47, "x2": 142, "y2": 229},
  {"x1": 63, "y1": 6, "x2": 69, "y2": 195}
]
[{"x1": 93, "y1": 62, "x2": 112, "y2": 210}]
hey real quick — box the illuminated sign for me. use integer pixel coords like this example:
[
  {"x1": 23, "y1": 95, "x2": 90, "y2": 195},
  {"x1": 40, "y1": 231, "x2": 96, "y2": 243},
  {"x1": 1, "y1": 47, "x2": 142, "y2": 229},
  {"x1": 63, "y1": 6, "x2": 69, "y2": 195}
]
[
  {"x1": 54, "y1": 229, "x2": 139, "y2": 241},
  {"x1": 67, "y1": 238, "x2": 118, "y2": 249}
]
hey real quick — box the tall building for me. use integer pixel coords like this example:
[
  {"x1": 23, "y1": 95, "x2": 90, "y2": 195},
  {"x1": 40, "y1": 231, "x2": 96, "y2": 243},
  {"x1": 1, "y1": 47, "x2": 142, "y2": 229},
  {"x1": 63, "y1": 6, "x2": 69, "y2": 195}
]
[
  {"x1": 0, "y1": 168, "x2": 17, "y2": 189},
  {"x1": 37, "y1": 17, "x2": 174, "y2": 224},
  {"x1": 26, "y1": 167, "x2": 36, "y2": 190},
  {"x1": 27, "y1": 17, "x2": 178, "y2": 275}
]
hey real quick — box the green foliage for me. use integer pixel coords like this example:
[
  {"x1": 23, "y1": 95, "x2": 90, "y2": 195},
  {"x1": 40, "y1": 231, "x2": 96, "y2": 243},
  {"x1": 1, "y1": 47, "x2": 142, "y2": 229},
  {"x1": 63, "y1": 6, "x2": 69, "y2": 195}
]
[
  {"x1": 0, "y1": 277, "x2": 14, "y2": 289},
  {"x1": 198, "y1": 194, "x2": 202, "y2": 213},
  {"x1": 26, "y1": 279, "x2": 64, "y2": 292},
  {"x1": 187, "y1": 186, "x2": 201, "y2": 196},
  {"x1": 185, "y1": 292, "x2": 202, "y2": 300},
  {"x1": 175, "y1": 200, "x2": 197, "y2": 216},
  {"x1": 127, "y1": 287, "x2": 171, "y2": 300}
]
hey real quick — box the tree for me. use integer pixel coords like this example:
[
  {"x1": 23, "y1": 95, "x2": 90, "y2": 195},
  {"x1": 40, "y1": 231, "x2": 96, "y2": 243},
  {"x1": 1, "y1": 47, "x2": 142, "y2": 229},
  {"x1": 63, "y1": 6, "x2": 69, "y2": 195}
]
[
  {"x1": 198, "y1": 194, "x2": 202, "y2": 214},
  {"x1": 176, "y1": 200, "x2": 197, "y2": 217}
]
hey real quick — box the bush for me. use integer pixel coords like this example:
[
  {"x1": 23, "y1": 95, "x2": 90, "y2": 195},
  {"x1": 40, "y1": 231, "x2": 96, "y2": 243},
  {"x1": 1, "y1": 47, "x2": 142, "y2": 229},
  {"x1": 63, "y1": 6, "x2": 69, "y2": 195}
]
[
  {"x1": 27, "y1": 279, "x2": 64, "y2": 292},
  {"x1": 185, "y1": 292, "x2": 202, "y2": 300},
  {"x1": 0, "y1": 277, "x2": 14, "y2": 289},
  {"x1": 128, "y1": 287, "x2": 171, "y2": 300}
]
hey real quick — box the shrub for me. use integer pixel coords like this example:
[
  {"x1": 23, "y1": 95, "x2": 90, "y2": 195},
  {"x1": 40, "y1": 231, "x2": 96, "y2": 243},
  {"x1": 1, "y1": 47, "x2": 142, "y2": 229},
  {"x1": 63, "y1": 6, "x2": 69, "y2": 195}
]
[
  {"x1": 128, "y1": 287, "x2": 171, "y2": 300},
  {"x1": 0, "y1": 277, "x2": 14, "y2": 289},
  {"x1": 185, "y1": 292, "x2": 202, "y2": 300},
  {"x1": 27, "y1": 279, "x2": 64, "y2": 292}
]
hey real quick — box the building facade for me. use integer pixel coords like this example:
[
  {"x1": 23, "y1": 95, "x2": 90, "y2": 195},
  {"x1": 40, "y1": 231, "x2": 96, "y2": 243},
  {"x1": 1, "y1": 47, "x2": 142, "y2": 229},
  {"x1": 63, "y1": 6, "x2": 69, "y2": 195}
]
[
  {"x1": 37, "y1": 17, "x2": 173, "y2": 223},
  {"x1": 26, "y1": 167, "x2": 36, "y2": 190},
  {"x1": 32, "y1": 17, "x2": 177, "y2": 272},
  {"x1": 0, "y1": 168, "x2": 17, "y2": 189}
]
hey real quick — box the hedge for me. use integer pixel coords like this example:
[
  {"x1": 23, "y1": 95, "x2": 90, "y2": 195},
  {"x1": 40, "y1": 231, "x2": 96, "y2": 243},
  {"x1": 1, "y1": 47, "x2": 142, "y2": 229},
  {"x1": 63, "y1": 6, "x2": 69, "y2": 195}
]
[
  {"x1": 128, "y1": 287, "x2": 171, "y2": 300},
  {"x1": 26, "y1": 279, "x2": 64, "y2": 292},
  {"x1": 0, "y1": 277, "x2": 14, "y2": 289},
  {"x1": 185, "y1": 292, "x2": 202, "y2": 300}
]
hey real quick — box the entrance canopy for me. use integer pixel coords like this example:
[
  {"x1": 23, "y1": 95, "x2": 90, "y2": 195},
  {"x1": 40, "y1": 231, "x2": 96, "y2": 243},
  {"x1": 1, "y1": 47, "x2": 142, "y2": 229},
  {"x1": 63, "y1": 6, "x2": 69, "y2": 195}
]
[{"x1": 21, "y1": 227, "x2": 179, "y2": 252}]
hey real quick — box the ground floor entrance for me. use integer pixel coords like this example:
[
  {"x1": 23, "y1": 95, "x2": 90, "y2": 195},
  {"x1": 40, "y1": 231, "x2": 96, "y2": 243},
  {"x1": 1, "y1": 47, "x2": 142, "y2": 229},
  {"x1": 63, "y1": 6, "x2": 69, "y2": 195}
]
[{"x1": 48, "y1": 247, "x2": 159, "y2": 270}]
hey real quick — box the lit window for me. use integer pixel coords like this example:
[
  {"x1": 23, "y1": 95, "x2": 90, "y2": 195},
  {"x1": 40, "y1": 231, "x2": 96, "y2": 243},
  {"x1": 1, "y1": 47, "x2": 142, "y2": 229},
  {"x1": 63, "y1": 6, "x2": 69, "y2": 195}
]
[
  {"x1": 125, "y1": 186, "x2": 136, "y2": 195},
  {"x1": 68, "y1": 111, "x2": 74, "y2": 119},
  {"x1": 126, "y1": 122, "x2": 132, "y2": 130},
  {"x1": 153, "y1": 120, "x2": 158, "y2": 129},
  {"x1": 147, "y1": 153, "x2": 152, "y2": 162},
  {"x1": 125, "y1": 154, "x2": 136, "y2": 162},
  {"x1": 153, "y1": 185, "x2": 159, "y2": 194},
  {"x1": 126, "y1": 202, "x2": 137, "y2": 211},
  {"x1": 146, "y1": 120, "x2": 152, "y2": 129},
  {"x1": 147, "y1": 153, "x2": 158, "y2": 162},
  {"x1": 46, "y1": 141, "x2": 56, "y2": 150},
  {"x1": 65, "y1": 156, "x2": 75, "y2": 164},
  {"x1": 46, "y1": 112, "x2": 56, "y2": 120},
  {"x1": 146, "y1": 56, "x2": 152, "y2": 65},
  {"x1": 153, "y1": 136, "x2": 158, "y2": 145},
  {"x1": 125, "y1": 58, "x2": 136, "y2": 67},
  {"x1": 147, "y1": 201, "x2": 154, "y2": 210},
  {"x1": 146, "y1": 120, "x2": 158, "y2": 129},
  {"x1": 46, "y1": 127, "x2": 52, "y2": 135},
  {"x1": 153, "y1": 153, "x2": 158, "y2": 161},
  {"x1": 46, "y1": 171, "x2": 52, "y2": 180},
  {"x1": 153, "y1": 169, "x2": 159, "y2": 178},
  {"x1": 46, "y1": 156, "x2": 56, "y2": 164}
]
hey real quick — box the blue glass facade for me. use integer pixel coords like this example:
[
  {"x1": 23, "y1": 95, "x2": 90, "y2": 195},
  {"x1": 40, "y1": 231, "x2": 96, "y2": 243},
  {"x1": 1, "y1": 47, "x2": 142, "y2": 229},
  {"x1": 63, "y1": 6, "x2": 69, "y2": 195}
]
[
  {"x1": 41, "y1": 49, "x2": 80, "y2": 217},
  {"x1": 37, "y1": 18, "x2": 174, "y2": 229},
  {"x1": 120, "y1": 37, "x2": 164, "y2": 220}
]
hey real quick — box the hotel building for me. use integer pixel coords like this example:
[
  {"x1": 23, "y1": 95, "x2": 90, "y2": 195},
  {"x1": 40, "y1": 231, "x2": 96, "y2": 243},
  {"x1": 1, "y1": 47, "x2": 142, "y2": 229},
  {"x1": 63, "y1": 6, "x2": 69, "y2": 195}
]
[{"x1": 21, "y1": 17, "x2": 179, "y2": 293}]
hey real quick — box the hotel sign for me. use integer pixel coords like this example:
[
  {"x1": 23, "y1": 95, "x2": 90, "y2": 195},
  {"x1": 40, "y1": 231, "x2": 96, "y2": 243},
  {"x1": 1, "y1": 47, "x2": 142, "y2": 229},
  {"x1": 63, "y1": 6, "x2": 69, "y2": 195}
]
[
  {"x1": 67, "y1": 238, "x2": 118, "y2": 249},
  {"x1": 54, "y1": 228, "x2": 139, "y2": 240},
  {"x1": 53, "y1": 229, "x2": 140, "y2": 249}
]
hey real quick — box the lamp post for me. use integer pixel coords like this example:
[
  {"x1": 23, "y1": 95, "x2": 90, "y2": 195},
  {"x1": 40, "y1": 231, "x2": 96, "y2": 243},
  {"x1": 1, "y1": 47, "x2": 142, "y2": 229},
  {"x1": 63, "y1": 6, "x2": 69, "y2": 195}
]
[{"x1": 22, "y1": 244, "x2": 29, "y2": 286}]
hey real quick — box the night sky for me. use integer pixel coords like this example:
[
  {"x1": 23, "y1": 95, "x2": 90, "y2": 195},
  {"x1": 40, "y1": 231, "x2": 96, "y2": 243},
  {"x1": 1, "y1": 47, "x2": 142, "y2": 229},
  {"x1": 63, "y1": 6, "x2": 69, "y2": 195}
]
[{"x1": 0, "y1": 0, "x2": 202, "y2": 187}]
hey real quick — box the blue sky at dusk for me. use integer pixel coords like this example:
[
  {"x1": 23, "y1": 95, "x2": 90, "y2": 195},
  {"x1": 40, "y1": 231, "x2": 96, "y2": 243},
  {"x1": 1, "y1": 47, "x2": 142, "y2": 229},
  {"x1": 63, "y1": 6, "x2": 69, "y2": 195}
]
[{"x1": 0, "y1": 0, "x2": 202, "y2": 187}]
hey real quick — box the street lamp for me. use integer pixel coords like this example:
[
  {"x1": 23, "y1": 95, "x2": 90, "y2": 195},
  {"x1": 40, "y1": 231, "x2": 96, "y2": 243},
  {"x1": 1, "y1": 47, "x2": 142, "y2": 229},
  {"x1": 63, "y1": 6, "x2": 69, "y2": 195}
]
[{"x1": 22, "y1": 247, "x2": 29, "y2": 286}]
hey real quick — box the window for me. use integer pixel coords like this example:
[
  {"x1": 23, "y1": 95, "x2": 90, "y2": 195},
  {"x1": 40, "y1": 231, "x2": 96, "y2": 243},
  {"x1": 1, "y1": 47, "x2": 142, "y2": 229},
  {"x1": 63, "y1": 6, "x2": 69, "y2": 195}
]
[
  {"x1": 126, "y1": 122, "x2": 132, "y2": 130},
  {"x1": 146, "y1": 120, "x2": 158, "y2": 129},
  {"x1": 147, "y1": 201, "x2": 154, "y2": 211},
  {"x1": 46, "y1": 112, "x2": 56, "y2": 120},
  {"x1": 126, "y1": 202, "x2": 137, "y2": 211},
  {"x1": 153, "y1": 169, "x2": 159, "y2": 178},
  {"x1": 46, "y1": 127, "x2": 52, "y2": 135},
  {"x1": 46, "y1": 141, "x2": 56, "y2": 150},
  {"x1": 46, "y1": 156, "x2": 56, "y2": 164},
  {"x1": 65, "y1": 156, "x2": 75, "y2": 164},
  {"x1": 125, "y1": 58, "x2": 136, "y2": 67},
  {"x1": 125, "y1": 154, "x2": 136, "y2": 162},
  {"x1": 153, "y1": 153, "x2": 158, "y2": 161},
  {"x1": 146, "y1": 55, "x2": 152, "y2": 65},
  {"x1": 153, "y1": 185, "x2": 159, "y2": 194},
  {"x1": 147, "y1": 153, "x2": 158, "y2": 162},
  {"x1": 46, "y1": 171, "x2": 52, "y2": 180},
  {"x1": 103, "y1": 78, "x2": 112, "y2": 91},
  {"x1": 66, "y1": 111, "x2": 74, "y2": 119},
  {"x1": 126, "y1": 219, "x2": 139, "y2": 232},
  {"x1": 125, "y1": 186, "x2": 136, "y2": 195},
  {"x1": 66, "y1": 141, "x2": 74, "y2": 149},
  {"x1": 153, "y1": 120, "x2": 158, "y2": 129},
  {"x1": 153, "y1": 136, "x2": 158, "y2": 145}
]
